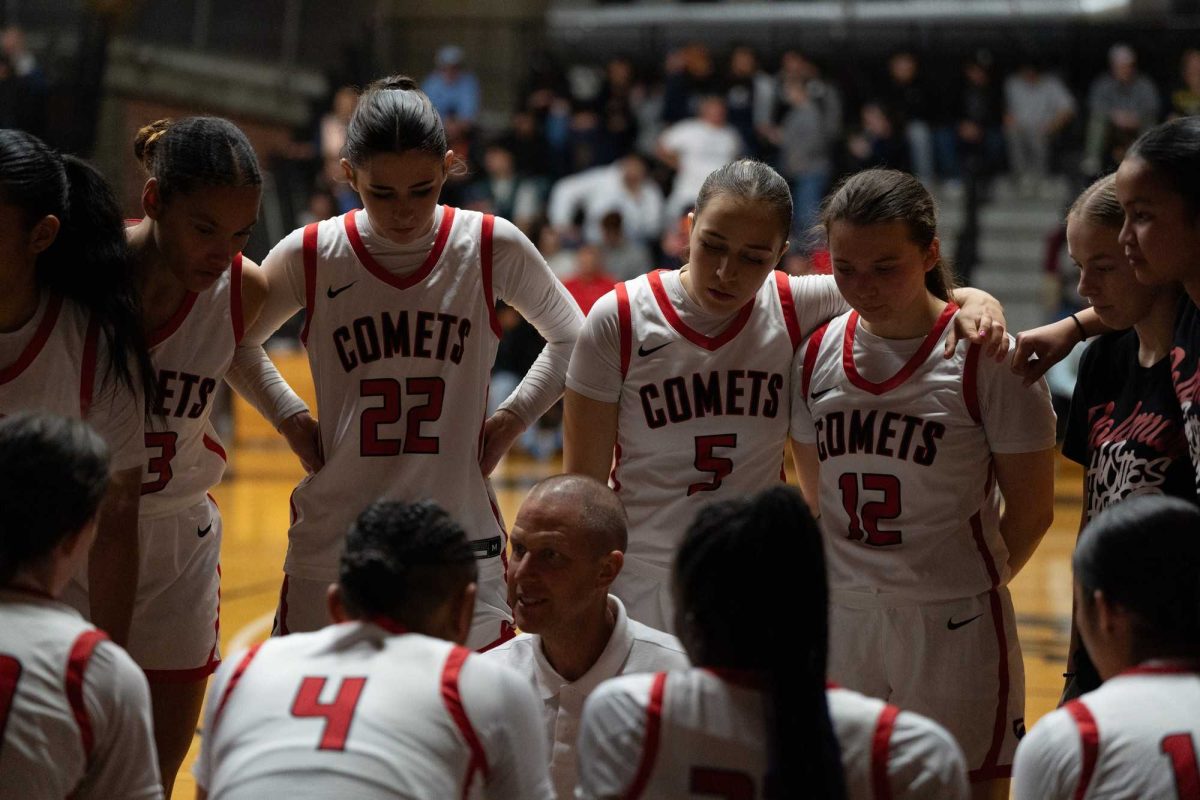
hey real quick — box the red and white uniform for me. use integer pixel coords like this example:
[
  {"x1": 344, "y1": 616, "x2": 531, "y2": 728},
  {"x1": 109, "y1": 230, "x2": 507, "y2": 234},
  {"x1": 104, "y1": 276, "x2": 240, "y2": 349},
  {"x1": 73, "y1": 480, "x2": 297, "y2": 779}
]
[
  {"x1": 1014, "y1": 662, "x2": 1200, "y2": 800},
  {"x1": 575, "y1": 669, "x2": 969, "y2": 799},
  {"x1": 791, "y1": 306, "x2": 1057, "y2": 780},
  {"x1": 0, "y1": 589, "x2": 161, "y2": 800},
  {"x1": 194, "y1": 620, "x2": 554, "y2": 800},
  {"x1": 256, "y1": 207, "x2": 581, "y2": 648},
  {"x1": 567, "y1": 270, "x2": 847, "y2": 630},
  {"x1": 0, "y1": 292, "x2": 143, "y2": 468}
]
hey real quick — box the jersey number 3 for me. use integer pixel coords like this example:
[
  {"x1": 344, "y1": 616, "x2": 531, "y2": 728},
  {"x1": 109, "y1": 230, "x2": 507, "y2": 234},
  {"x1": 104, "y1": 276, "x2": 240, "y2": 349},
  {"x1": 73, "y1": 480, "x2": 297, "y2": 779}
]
[
  {"x1": 360, "y1": 377, "x2": 445, "y2": 457},
  {"x1": 837, "y1": 472, "x2": 902, "y2": 546},
  {"x1": 291, "y1": 676, "x2": 368, "y2": 751}
]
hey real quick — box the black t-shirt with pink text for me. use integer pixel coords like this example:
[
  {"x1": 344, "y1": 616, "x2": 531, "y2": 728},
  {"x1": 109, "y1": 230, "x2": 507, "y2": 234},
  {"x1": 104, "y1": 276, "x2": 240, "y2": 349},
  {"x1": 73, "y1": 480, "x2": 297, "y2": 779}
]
[
  {"x1": 1064, "y1": 322, "x2": 1197, "y2": 522},
  {"x1": 1171, "y1": 298, "x2": 1200, "y2": 495}
]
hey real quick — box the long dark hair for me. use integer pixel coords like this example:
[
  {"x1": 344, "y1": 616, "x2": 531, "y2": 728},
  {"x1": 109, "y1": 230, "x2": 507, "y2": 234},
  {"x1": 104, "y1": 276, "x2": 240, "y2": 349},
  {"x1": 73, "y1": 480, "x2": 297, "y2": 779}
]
[
  {"x1": 133, "y1": 116, "x2": 262, "y2": 200},
  {"x1": 0, "y1": 412, "x2": 110, "y2": 586},
  {"x1": 0, "y1": 129, "x2": 153, "y2": 402},
  {"x1": 345, "y1": 75, "x2": 465, "y2": 173},
  {"x1": 1127, "y1": 117, "x2": 1200, "y2": 215},
  {"x1": 1075, "y1": 494, "x2": 1200, "y2": 663},
  {"x1": 675, "y1": 486, "x2": 846, "y2": 799},
  {"x1": 821, "y1": 168, "x2": 958, "y2": 301}
]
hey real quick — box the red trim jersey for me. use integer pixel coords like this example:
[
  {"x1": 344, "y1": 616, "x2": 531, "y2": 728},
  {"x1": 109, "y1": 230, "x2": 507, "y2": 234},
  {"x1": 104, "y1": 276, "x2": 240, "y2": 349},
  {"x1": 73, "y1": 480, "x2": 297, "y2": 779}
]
[
  {"x1": 287, "y1": 207, "x2": 505, "y2": 581},
  {"x1": 575, "y1": 669, "x2": 969, "y2": 799},
  {"x1": 0, "y1": 590, "x2": 161, "y2": 800},
  {"x1": 0, "y1": 293, "x2": 143, "y2": 471},
  {"x1": 1013, "y1": 663, "x2": 1200, "y2": 799},
  {"x1": 194, "y1": 621, "x2": 553, "y2": 800},
  {"x1": 587, "y1": 269, "x2": 805, "y2": 568},
  {"x1": 140, "y1": 257, "x2": 243, "y2": 515},
  {"x1": 791, "y1": 308, "x2": 1056, "y2": 602}
]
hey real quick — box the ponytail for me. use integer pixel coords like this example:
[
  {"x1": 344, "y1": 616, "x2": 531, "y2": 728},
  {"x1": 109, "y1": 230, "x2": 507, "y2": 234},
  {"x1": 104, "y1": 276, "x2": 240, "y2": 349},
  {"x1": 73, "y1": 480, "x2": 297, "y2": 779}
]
[
  {"x1": 345, "y1": 74, "x2": 466, "y2": 175},
  {"x1": 676, "y1": 486, "x2": 846, "y2": 799},
  {"x1": 133, "y1": 116, "x2": 261, "y2": 201},
  {"x1": 0, "y1": 130, "x2": 153, "y2": 404}
]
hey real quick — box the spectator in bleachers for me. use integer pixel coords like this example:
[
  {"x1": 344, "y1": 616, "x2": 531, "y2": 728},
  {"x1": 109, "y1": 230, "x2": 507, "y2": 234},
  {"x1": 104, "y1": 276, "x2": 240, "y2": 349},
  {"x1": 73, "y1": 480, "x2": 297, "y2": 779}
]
[
  {"x1": 501, "y1": 110, "x2": 555, "y2": 179},
  {"x1": 1082, "y1": 44, "x2": 1160, "y2": 175},
  {"x1": 723, "y1": 45, "x2": 775, "y2": 159},
  {"x1": 464, "y1": 141, "x2": 543, "y2": 232},
  {"x1": 1169, "y1": 48, "x2": 1200, "y2": 118},
  {"x1": 658, "y1": 95, "x2": 743, "y2": 220},
  {"x1": 319, "y1": 86, "x2": 359, "y2": 213},
  {"x1": 597, "y1": 58, "x2": 641, "y2": 160},
  {"x1": 953, "y1": 56, "x2": 1006, "y2": 184},
  {"x1": 881, "y1": 52, "x2": 937, "y2": 183},
  {"x1": 531, "y1": 220, "x2": 578, "y2": 279},
  {"x1": 547, "y1": 153, "x2": 664, "y2": 247},
  {"x1": 0, "y1": 26, "x2": 45, "y2": 138},
  {"x1": 562, "y1": 245, "x2": 618, "y2": 315},
  {"x1": 598, "y1": 211, "x2": 653, "y2": 282},
  {"x1": 777, "y1": 73, "x2": 841, "y2": 241},
  {"x1": 845, "y1": 100, "x2": 910, "y2": 173},
  {"x1": 662, "y1": 44, "x2": 720, "y2": 124},
  {"x1": 1004, "y1": 58, "x2": 1077, "y2": 197},
  {"x1": 422, "y1": 44, "x2": 480, "y2": 133}
]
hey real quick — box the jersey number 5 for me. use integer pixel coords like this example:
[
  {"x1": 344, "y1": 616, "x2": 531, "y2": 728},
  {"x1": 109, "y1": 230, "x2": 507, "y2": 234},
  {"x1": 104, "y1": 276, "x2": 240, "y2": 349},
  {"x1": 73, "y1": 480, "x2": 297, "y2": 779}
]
[
  {"x1": 837, "y1": 472, "x2": 902, "y2": 546},
  {"x1": 360, "y1": 377, "x2": 445, "y2": 457},
  {"x1": 0, "y1": 655, "x2": 22, "y2": 753},
  {"x1": 690, "y1": 767, "x2": 755, "y2": 799},
  {"x1": 1161, "y1": 733, "x2": 1200, "y2": 797},
  {"x1": 291, "y1": 676, "x2": 368, "y2": 751},
  {"x1": 689, "y1": 434, "x2": 737, "y2": 496}
]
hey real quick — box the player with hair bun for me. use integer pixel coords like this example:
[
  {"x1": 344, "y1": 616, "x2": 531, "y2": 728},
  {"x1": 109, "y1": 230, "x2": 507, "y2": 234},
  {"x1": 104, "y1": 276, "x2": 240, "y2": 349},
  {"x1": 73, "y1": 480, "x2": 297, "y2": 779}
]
[
  {"x1": 1013, "y1": 495, "x2": 1200, "y2": 799},
  {"x1": 0, "y1": 128, "x2": 151, "y2": 653},
  {"x1": 0, "y1": 412, "x2": 162, "y2": 800},
  {"x1": 576, "y1": 485, "x2": 969, "y2": 800},
  {"x1": 565, "y1": 158, "x2": 1008, "y2": 632},
  {"x1": 80, "y1": 115, "x2": 275, "y2": 796},
  {"x1": 232, "y1": 75, "x2": 583, "y2": 648},
  {"x1": 791, "y1": 168, "x2": 1057, "y2": 800}
]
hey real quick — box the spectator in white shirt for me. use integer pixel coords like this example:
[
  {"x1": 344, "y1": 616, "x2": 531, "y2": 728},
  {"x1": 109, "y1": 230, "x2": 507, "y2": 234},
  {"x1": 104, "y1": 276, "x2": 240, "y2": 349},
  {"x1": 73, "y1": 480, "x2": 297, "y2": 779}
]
[
  {"x1": 547, "y1": 154, "x2": 664, "y2": 247},
  {"x1": 657, "y1": 95, "x2": 744, "y2": 220},
  {"x1": 1004, "y1": 60, "x2": 1077, "y2": 197},
  {"x1": 483, "y1": 474, "x2": 689, "y2": 800}
]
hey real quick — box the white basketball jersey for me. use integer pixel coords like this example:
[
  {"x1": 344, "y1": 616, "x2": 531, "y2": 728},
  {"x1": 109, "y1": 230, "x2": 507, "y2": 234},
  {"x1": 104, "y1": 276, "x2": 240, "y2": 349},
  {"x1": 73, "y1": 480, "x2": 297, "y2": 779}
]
[
  {"x1": 796, "y1": 306, "x2": 1008, "y2": 602},
  {"x1": 612, "y1": 269, "x2": 799, "y2": 567},
  {"x1": 196, "y1": 621, "x2": 551, "y2": 800},
  {"x1": 140, "y1": 257, "x2": 242, "y2": 516},
  {"x1": 0, "y1": 295, "x2": 100, "y2": 423},
  {"x1": 0, "y1": 590, "x2": 160, "y2": 800},
  {"x1": 575, "y1": 669, "x2": 968, "y2": 799},
  {"x1": 286, "y1": 208, "x2": 505, "y2": 581},
  {"x1": 1015, "y1": 663, "x2": 1200, "y2": 800}
]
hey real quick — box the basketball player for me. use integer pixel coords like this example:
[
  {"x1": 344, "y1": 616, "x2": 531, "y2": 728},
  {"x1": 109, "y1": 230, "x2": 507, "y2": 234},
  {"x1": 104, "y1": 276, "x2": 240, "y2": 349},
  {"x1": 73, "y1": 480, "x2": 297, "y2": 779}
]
[
  {"x1": 193, "y1": 500, "x2": 552, "y2": 800},
  {"x1": 790, "y1": 169, "x2": 1057, "y2": 800},
  {"x1": 0, "y1": 412, "x2": 161, "y2": 800},
  {"x1": 105, "y1": 117, "x2": 269, "y2": 797},
  {"x1": 229, "y1": 75, "x2": 583, "y2": 647},
  {"x1": 0, "y1": 129, "x2": 151, "y2": 648},
  {"x1": 1013, "y1": 495, "x2": 1200, "y2": 799},
  {"x1": 576, "y1": 486, "x2": 969, "y2": 800},
  {"x1": 564, "y1": 158, "x2": 1008, "y2": 632},
  {"x1": 1014, "y1": 117, "x2": 1200, "y2": 496},
  {"x1": 1059, "y1": 174, "x2": 1190, "y2": 700}
]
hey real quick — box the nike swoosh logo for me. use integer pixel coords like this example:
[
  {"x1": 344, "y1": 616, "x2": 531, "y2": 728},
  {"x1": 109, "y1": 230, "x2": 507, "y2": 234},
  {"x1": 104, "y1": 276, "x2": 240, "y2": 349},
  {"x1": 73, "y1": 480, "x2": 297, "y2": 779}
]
[
  {"x1": 197, "y1": 523, "x2": 213, "y2": 538},
  {"x1": 947, "y1": 613, "x2": 983, "y2": 630},
  {"x1": 638, "y1": 342, "x2": 672, "y2": 357},
  {"x1": 327, "y1": 281, "x2": 357, "y2": 299},
  {"x1": 811, "y1": 386, "x2": 836, "y2": 399}
]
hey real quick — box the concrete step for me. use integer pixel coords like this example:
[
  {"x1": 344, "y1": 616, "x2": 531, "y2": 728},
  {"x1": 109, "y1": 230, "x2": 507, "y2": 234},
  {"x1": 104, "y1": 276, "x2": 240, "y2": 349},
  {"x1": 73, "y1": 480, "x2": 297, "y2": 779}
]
[{"x1": 979, "y1": 237, "x2": 1046, "y2": 263}]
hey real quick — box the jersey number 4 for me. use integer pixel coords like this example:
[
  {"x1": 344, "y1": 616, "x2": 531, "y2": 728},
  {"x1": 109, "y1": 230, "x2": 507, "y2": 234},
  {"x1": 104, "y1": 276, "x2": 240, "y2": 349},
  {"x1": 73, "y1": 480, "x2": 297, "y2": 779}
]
[
  {"x1": 837, "y1": 472, "x2": 902, "y2": 546},
  {"x1": 0, "y1": 655, "x2": 22, "y2": 754},
  {"x1": 1161, "y1": 733, "x2": 1200, "y2": 797},
  {"x1": 291, "y1": 676, "x2": 368, "y2": 751},
  {"x1": 360, "y1": 377, "x2": 445, "y2": 457}
]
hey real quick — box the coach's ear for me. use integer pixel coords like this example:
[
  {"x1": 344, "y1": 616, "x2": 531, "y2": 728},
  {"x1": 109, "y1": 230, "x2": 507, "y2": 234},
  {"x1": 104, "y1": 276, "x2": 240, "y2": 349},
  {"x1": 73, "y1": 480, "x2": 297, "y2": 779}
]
[
  {"x1": 327, "y1": 584, "x2": 349, "y2": 624},
  {"x1": 452, "y1": 582, "x2": 477, "y2": 646}
]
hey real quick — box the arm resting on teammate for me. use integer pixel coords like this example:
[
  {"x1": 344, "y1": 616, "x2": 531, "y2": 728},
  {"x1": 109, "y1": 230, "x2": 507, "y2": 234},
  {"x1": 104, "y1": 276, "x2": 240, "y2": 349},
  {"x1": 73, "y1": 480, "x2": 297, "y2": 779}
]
[
  {"x1": 789, "y1": 439, "x2": 822, "y2": 518},
  {"x1": 1012, "y1": 307, "x2": 1110, "y2": 386},
  {"x1": 948, "y1": 287, "x2": 1010, "y2": 361},
  {"x1": 993, "y1": 448, "x2": 1056, "y2": 578},
  {"x1": 563, "y1": 390, "x2": 620, "y2": 483},
  {"x1": 88, "y1": 466, "x2": 140, "y2": 646}
]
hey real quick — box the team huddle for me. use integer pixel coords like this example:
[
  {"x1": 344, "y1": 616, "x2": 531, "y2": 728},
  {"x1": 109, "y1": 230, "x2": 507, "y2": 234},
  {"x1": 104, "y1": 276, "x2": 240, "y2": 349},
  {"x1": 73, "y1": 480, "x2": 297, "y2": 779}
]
[{"x1": 0, "y1": 73, "x2": 1198, "y2": 800}]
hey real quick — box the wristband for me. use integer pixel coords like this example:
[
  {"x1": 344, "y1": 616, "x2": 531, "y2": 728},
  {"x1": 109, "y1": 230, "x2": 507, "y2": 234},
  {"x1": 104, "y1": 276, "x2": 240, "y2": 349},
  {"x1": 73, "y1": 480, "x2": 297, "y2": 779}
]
[{"x1": 1069, "y1": 313, "x2": 1087, "y2": 343}]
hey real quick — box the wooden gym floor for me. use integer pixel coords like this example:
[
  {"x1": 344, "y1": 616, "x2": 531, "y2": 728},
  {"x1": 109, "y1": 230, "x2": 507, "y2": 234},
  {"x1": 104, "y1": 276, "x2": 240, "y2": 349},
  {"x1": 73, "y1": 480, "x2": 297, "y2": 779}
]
[{"x1": 173, "y1": 352, "x2": 1081, "y2": 797}]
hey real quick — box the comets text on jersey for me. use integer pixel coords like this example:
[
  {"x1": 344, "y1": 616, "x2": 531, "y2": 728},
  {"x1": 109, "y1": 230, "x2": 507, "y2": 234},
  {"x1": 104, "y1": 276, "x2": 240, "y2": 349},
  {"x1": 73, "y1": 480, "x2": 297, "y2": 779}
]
[
  {"x1": 814, "y1": 409, "x2": 945, "y2": 465},
  {"x1": 639, "y1": 370, "x2": 784, "y2": 429},
  {"x1": 332, "y1": 310, "x2": 471, "y2": 373},
  {"x1": 153, "y1": 370, "x2": 218, "y2": 419}
]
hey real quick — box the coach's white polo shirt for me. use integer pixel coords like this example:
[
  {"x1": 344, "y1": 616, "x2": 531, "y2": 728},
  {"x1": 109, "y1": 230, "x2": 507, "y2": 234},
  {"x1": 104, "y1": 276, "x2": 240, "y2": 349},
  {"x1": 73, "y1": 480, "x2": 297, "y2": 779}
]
[{"x1": 483, "y1": 594, "x2": 689, "y2": 799}]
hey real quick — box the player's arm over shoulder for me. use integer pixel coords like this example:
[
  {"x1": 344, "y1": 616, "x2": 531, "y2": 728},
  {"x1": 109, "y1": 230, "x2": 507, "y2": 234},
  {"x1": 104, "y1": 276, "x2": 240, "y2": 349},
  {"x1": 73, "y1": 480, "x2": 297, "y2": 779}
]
[
  {"x1": 975, "y1": 334, "x2": 1057, "y2": 454},
  {"x1": 458, "y1": 654, "x2": 555, "y2": 800},
  {"x1": 78, "y1": 640, "x2": 163, "y2": 799},
  {"x1": 576, "y1": 673, "x2": 657, "y2": 800},
  {"x1": 788, "y1": 273, "x2": 850, "y2": 337},
  {"x1": 1012, "y1": 708, "x2": 1082, "y2": 800},
  {"x1": 885, "y1": 709, "x2": 970, "y2": 800}
]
